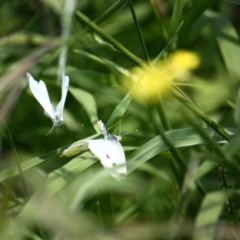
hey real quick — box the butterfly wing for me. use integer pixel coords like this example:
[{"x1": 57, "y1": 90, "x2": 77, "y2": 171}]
[
  {"x1": 106, "y1": 140, "x2": 127, "y2": 180},
  {"x1": 86, "y1": 139, "x2": 111, "y2": 161},
  {"x1": 86, "y1": 139, "x2": 127, "y2": 180},
  {"x1": 27, "y1": 73, "x2": 55, "y2": 119},
  {"x1": 56, "y1": 76, "x2": 69, "y2": 121}
]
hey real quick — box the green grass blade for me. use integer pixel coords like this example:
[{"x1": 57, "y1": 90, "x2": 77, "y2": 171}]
[
  {"x1": 94, "y1": 0, "x2": 128, "y2": 24},
  {"x1": 234, "y1": 87, "x2": 240, "y2": 128},
  {"x1": 223, "y1": 135, "x2": 240, "y2": 157},
  {"x1": 194, "y1": 191, "x2": 235, "y2": 240},
  {"x1": 226, "y1": 0, "x2": 240, "y2": 5},
  {"x1": 128, "y1": 128, "x2": 237, "y2": 172},
  {"x1": 69, "y1": 87, "x2": 99, "y2": 132},
  {"x1": 169, "y1": 0, "x2": 185, "y2": 37},
  {"x1": 212, "y1": 14, "x2": 240, "y2": 78},
  {"x1": 45, "y1": 154, "x2": 96, "y2": 196},
  {"x1": 178, "y1": 0, "x2": 216, "y2": 46},
  {"x1": 128, "y1": 0, "x2": 150, "y2": 62},
  {"x1": 75, "y1": 11, "x2": 144, "y2": 66},
  {"x1": 106, "y1": 91, "x2": 132, "y2": 127},
  {"x1": 0, "y1": 145, "x2": 71, "y2": 183},
  {"x1": 3, "y1": 122, "x2": 28, "y2": 195}
]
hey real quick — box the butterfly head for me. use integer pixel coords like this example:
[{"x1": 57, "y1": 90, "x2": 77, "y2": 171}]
[
  {"x1": 53, "y1": 115, "x2": 64, "y2": 126},
  {"x1": 115, "y1": 135, "x2": 122, "y2": 141}
]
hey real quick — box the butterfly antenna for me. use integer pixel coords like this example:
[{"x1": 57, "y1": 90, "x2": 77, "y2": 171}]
[
  {"x1": 119, "y1": 119, "x2": 122, "y2": 136},
  {"x1": 46, "y1": 124, "x2": 55, "y2": 136},
  {"x1": 64, "y1": 120, "x2": 83, "y2": 126},
  {"x1": 121, "y1": 129, "x2": 138, "y2": 137},
  {"x1": 107, "y1": 112, "x2": 130, "y2": 132},
  {"x1": 123, "y1": 111, "x2": 129, "y2": 119},
  {"x1": 56, "y1": 126, "x2": 59, "y2": 138}
]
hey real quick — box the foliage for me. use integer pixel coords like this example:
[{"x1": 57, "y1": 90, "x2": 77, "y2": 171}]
[{"x1": 1, "y1": 0, "x2": 240, "y2": 239}]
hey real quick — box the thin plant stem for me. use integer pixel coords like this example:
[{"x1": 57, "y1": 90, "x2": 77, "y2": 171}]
[
  {"x1": 97, "y1": 193, "x2": 113, "y2": 230},
  {"x1": 3, "y1": 121, "x2": 28, "y2": 196},
  {"x1": 0, "y1": 43, "x2": 59, "y2": 94},
  {"x1": 169, "y1": 0, "x2": 185, "y2": 37},
  {"x1": 148, "y1": 0, "x2": 168, "y2": 40},
  {"x1": 157, "y1": 101, "x2": 171, "y2": 130},
  {"x1": 175, "y1": 90, "x2": 232, "y2": 142},
  {"x1": 58, "y1": 0, "x2": 76, "y2": 81},
  {"x1": 152, "y1": 21, "x2": 184, "y2": 64},
  {"x1": 149, "y1": 105, "x2": 205, "y2": 195},
  {"x1": 185, "y1": 113, "x2": 233, "y2": 165},
  {"x1": 185, "y1": 114, "x2": 236, "y2": 216},
  {"x1": 94, "y1": 0, "x2": 128, "y2": 24},
  {"x1": 75, "y1": 11, "x2": 144, "y2": 66},
  {"x1": 169, "y1": 158, "x2": 199, "y2": 240},
  {"x1": 160, "y1": 128, "x2": 204, "y2": 196},
  {"x1": 128, "y1": 0, "x2": 150, "y2": 63}
]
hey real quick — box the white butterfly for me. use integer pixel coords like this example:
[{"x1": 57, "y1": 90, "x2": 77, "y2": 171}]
[
  {"x1": 85, "y1": 120, "x2": 127, "y2": 180},
  {"x1": 26, "y1": 73, "x2": 69, "y2": 133}
]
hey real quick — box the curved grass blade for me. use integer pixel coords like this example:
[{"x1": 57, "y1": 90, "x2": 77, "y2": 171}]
[
  {"x1": 194, "y1": 190, "x2": 239, "y2": 240},
  {"x1": 169, "y1": 0, "x2": 185, "y2": 37},
  {"x1": 211, "y1": 14, "x2": 240, "y2": 78},
  {"x1": 69, "y1": 86, "x2": 99, "y2": 132},
  {"x1": 178, "y1": 0, "x2": 216, "y2": 46},
  {"x1": 128, "y1": 128, "x2": 238, "y2": 172},
  {"x1": 1, "y1": 128, "x2": 237, "y2": 184},
  {"x1": 223, "y1": 135, "x2": 240, "y2": 157},
  {"x1": 106, "y1": 90, "x2": 132, "y2": 127},
  {"x1": 0, "y1": 145, "x2": 71, "y2": 183},
  {"x1": 45, "y1": 153, "x2": 96, "y2": 196},
  {"x1": 234, "y1": 87, "x2": 240, "y2": 128}
]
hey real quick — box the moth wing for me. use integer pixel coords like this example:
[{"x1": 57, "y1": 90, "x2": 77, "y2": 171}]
[
  {"x1": 27, "y1": 73, "x2": 55, "y2": 119},
  {"x1": 56, "y1": 75, "x2": 69, "y2": 119}
]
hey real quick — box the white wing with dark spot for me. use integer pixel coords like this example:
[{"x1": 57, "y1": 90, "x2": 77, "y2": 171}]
[{"x1": 85, "y1": 139, "x2": 127, "y2": 180}]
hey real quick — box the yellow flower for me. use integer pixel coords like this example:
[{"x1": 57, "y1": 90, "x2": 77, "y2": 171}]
[
  {"x1": 168, "y1": 50, "x2": 200, "y2": 80},
  {"x1": 170, "y1": 50, "x2": 200, "y2": 70},
  {"x1": 125, "y1": 50, "x2": 200, "y2": 104},
  {"x1": 129, "y1": 66, "x2": 172, "y2": 104}
]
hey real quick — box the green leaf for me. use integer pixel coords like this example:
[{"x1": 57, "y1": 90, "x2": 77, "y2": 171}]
[
  {"x1": 46, "y1": 153, "x2": 96, "y2": 195},
  {"x1": 194, "y1": 191, "x2": 230, "y2": 240},
  {"x1": 69, "y1": 87, "x2": 99, "y2": 132},
  {"x1": 169, "y1": 0, "x2": 186, "y2": 37},
  {"x1": 0, "y1": 128, "x2": 237, "y2": 184},
  {"x1": 234, "y1": 87, "x2": 240, "y2": 128},
  {"x1": 195, "y1": 161, "x2": 216, "y2": 179},
  {"x1": 107, "y1": 91, "x2": 132, "y2": 127},
  {"x1": 178, "y1": 0, "x2": 216, "y2": 46},
  {"x1": 212, "y1": 14, "x2": 240, "y2": 78},
  {"x1": 74, "y1": 49, "x2": 134, "y2": 79},
  {"x1": 0, "y1": 145, "x2": 70, "y2": 183},
  {"x1": 128, "y1": 128, "x2": 238, "y2": 172},
  {"x1": 223, "y1": 135, "x2": 240, "y2": 156},
  {"x1": 225, "y1": 0, "x2": 240, "y2": 5}
]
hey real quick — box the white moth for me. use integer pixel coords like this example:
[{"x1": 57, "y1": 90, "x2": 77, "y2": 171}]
[
  {"x1": 85, "y1": 120, "x2": 127, "y2": 180},
  {"x1": 26, "y1": 73, "x2": 69, "y2": 133}
]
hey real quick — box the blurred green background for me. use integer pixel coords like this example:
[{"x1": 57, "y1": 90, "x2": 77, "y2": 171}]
[{"x1": 1, "y1": 0, "x2": 240, "y2": 239}]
